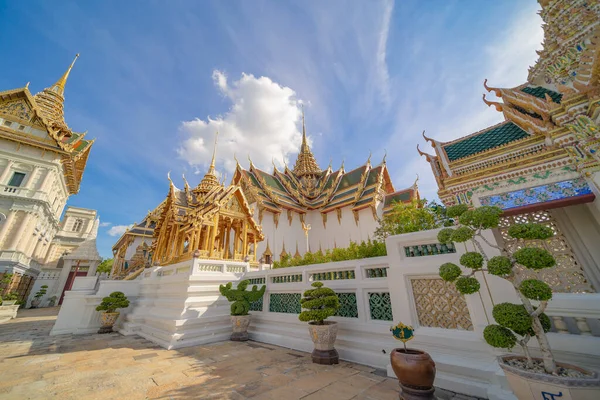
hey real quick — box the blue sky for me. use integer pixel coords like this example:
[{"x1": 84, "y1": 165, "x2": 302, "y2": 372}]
[{"x1": 0, "y1": 0, "x2": 543, "y2": 258}]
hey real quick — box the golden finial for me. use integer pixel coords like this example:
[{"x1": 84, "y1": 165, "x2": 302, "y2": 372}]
[
  {"x1": 483, "y1": 79, "x2": 502, "y2": 97},
  {"x1": 208, "y1": 131, "x2": 219, "y2": 172},
  {"x1": 482, "y1": 93, "x2": 504, "y2": 112},
  {"x1": 413, "y1": 174, "x2": 419, "y2": 188},
  {"x1": 382, "y1": 149, "x2": 387, "y2": 164},
  {"x1": 422, "y1": 130, "x2": 435, "y2": 144},
  {"x1": 182, "y1": 173, "x2": 190, "y2": 190},
  {"x1": 247, "y1": 154, "x2": 254, "y2": 168},
  {"x1": 341, "y1": 158, "x2": 345, "y2": 171},
  {"x1": 272, "y1": 157, "x2": 278, "y2": 172},
  {"x1": 25, "y1": 82, "x2": 30, "y2": 89},
  {"x1": 234, "y1": 153, "x2": 240, "y2": 167},
  {"x1": 167, "y1": 171, "x2": 172, "y2": 183},
  {"x1": 367, "y1": 151, "x2": 372, "y2": 165},
  {"x1": 301, "y1": 104, "x2": 307, "y2": 148},
  {"x1": 52, "y1": 53, "x2": 80, "y2": 97}
]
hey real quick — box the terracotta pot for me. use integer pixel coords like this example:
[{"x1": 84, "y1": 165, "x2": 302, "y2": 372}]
[
  {"x1": 308, "y1": 321, "x2": 339, "y2": 365},
  {"x1": 390, "y1": 348, "x2": 436, "y2": 390},
  {"x1": 231, "y1": 315, "x2": 251, "y2": 341},
  {"x1": 98, "y1": 312, "x2": 120, "y2": 334},
  {"x1": 499, "y1": 355, "x2": 600, "y2": 400}
]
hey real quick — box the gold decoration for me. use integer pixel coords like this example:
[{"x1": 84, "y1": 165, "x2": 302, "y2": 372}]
[
  {"x1": 321, "y1": 212, "x2": 327, "y2": 228},
  {"x1": 352, "y1": 210, "x2": 359, "y2": 226},
  {"x1": 293, "y1": 107, "x2": 321, "y2": 177},
  {"x1": 336, "y1": 208, "x2": 342, "y2": 224},
  {"x1": 411, "y1": 278, "x2": 473, "y2": 331},
  {"x1": 273, "y1": 212, "x2": 280, "y2": 228},
  {"x1": 287, "y1": 209, "x2": 293, "y2": 226}
]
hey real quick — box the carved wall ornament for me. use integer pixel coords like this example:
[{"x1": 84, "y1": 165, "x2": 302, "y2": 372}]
[
  {"x1": 352, "y1": 210, "x2": 359, "y2": 226},
  {"x1": 336, "y1": 208, "x2": 342, "y2": 224},
  {"x1": 321, "y1": 212, "x2": 327, "y2": 228},
  {"x1": 273, "y1": 212, "x2": 280, "y2": 228},
  {"x1": 287, "y1": 209, "x2": 293, "y2": 226}
]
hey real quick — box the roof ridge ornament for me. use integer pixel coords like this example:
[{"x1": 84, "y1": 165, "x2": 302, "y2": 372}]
[
  {"x1": 422, "y1": 130, "x2": 435, "y2": 145},
  {"x1": 482, "y1": 93, "x2": 504, "y2": 112},
  {"x1": 483, "y1": 79, "x2": 502, "y2": 97}
]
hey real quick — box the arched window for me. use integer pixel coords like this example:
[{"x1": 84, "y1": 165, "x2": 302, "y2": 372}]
[{"x1": 73, "y1": 218, "x2": 83, "y2": 232}]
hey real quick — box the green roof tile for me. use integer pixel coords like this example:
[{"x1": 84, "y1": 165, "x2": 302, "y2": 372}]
[
  {"x1": 443, "y1": 122, "x2": 529, "y2": 162},
  {"x1": 521, "y1": 86, "x2": 562, "y2": 104},
  {"x1": 383, "y1": 190, "x2": 413, "y2": 208},
  {"x1": 337, "y1": 166, "x2": 365, "y2": 191}
]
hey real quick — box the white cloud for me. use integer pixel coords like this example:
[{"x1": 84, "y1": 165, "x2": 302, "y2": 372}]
[
  {"x1": 376, "y1": 0, "x2": 394, "y2": 105},
  {"x1": 178, "y1": 71, "x2": 304, "y2": 173},
  {"x1": 107, "y1": 224, "x2": 133, "y2": 237},
  {"x1": 99, "y1": 222, "x2": 112, "y2": 227}
]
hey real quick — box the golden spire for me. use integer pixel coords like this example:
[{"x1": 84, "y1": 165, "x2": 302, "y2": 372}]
[
  {"x1": 280, "y1": 241, "x2": 288, "y2": 258},
  {"x1": 293, "y1": 106, "x2": 321, "y2": 176},
  {"x1": 294, "y1": 242, "x2": 301, "y2": 258},
  {"x1": 195, "y1": 132, "x2": 221, "y2": 193},
  {"x1": 263, "y1": 240, "x2": 272, "y2": 256},
  {"x1": 34, "y1": 54, "x2": 80, "y2": 134}
]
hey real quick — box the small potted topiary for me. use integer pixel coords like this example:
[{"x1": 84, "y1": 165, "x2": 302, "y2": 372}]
[
  {"x1": 1, "y1": 292, "x2": 19, "y2": 306},
  {"x1": 95, "y1": 291, "x2": 130, "y2": 333},
  {"x1": 299, "y1": 281, "x2": 341, "y2": 364},
  {"x1": 438, "y1": 205, "x2": 600, "y2": 399},
  {"x1": 30, "y1": 285, "x2": 48, "y2": 308},
  {"x1": 219, "y1": 280, "x2": 266, "y2": 341},
  {"x1": 47, "y1": 296, "x2": 58, "y2": 307}
]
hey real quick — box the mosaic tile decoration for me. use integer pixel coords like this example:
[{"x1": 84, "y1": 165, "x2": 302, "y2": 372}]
[
  {"x1": 368, "y1": 292, "x2": 393, "y2": 321},
  {"x1": 269, "y1": 293, "x2": 301, "y2": 313},
  {"x1": 404, "y1": 243, "x2": 456, "y2": 257},
  {"x1": 311, "y1": 270, "x2": 355, "y2": 281},
  {"x1": 249, "y1": 296, "x2": 263, "y2": 312},
  {"x1": 335, "y1": 293, "x2": 358, "y2": 318},
  {"x1": 480, "y1": 178, "x2": 592, "y2": 210},
  {"x1": 411, "y1": 278, "x2": 473, "y2": 330}
]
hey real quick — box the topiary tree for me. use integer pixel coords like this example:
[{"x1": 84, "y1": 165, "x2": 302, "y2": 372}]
[
  {"x1": 299, "y1": 282, "x2": 340, "y2": 325},
  {"x1": 34, "y1": 285, "x2": 48, "y2": 299},
  {"x1": 438, "y1": 205, "x2": 558, "y2": 374},
  {"x1": 95, "y1": 291, "x2": 130, "y2": 313},
  {"x1": 219, "y1": 280, "x2": 266, "y2": 316}
]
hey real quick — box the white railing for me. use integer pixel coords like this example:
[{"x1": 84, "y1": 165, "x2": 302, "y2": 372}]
[
  {"x1": 0, "y1": 250, "x2": 31, "y2": 266},
  {"x1": 545, "y1": 293, "x2": 600, "y2": 336}
]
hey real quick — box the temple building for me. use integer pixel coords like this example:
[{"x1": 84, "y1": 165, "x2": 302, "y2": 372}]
[
  {"x1": 232, "y1": 112, "x2": 419, "y2": 263},
  {"x1": 0, "y1": 54, "x2": 101, "y2": 303},
  {"x1": 419, "y1": 0, "x2": 600, "y2": 292}
]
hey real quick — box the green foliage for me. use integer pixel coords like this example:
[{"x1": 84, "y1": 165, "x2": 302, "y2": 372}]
[
  {"x1": 219, "y1": 280, "x2": 266, "y2": 316},
  {"x1": 95, "y1": 291, "x2": 130, "y2": 313},
  {"x1": 493, "y1": 303, "x2": 532, "y2": 333},
  {"x1": 298, "y1": 281, "x2": 340, "y2": 325},
  {"x1": 508, "y1": 223, "x2": 554, "y2": 240},
  {"x1": 455, "y1": 276, "x2": 480, "y2": 294},
  {"x1": 437, "y1": 228, "x2": 454, "y2": 244},
  {"x1": 374, "y1": 198, "x2": 451, "y2": 240},
  {"x1": 519, "y1": 279, "x2": 553, "y2": 301},
  {"x1": 460, "y1": 252, "x2": 484, "y2": 270},
  {"x1": 460, "y1": 206, "x2": 502, "y2": 230},
  {"x1": 514, "y1": 248, "x2": 556, "y2": 270},
  {"x1": 439, "y1": 263, "x2": 462, "y2": 282},
  {"x1": 272, "y1": 239, "x2": 386, "y2": 269},
  {"x1": 450, "y1": 226, "x2": 474, "y2": 243},
  {"x1": 487, "y1": 256, "x2": 513, "y2": 276},
  {"x1": 97, "y1": 258, "x2": 114, "y2": 274},
  {"x1": 3, "y1": 292, "x2": 18, "y2": 300},
  {"x1": 446, "y1": 204, "x2": 469, "y2": 218},
  {"x1": 1, "y1": 273, "x2": 13, "y2": 285},
  {"x1": 483, "y1": 325, "x2": 517, "y2": 349},
  {"x1": 34, "y1": 285, "x2": 48, "y2": 299}
]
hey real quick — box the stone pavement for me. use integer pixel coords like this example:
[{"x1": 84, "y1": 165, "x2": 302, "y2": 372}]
[{"x1": 0, "y1": 308, "x2": 481, "y2": 400}]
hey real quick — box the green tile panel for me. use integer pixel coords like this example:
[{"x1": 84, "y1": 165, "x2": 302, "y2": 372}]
[
  {"x1": 271, "y1": 274, "x2": 303, "y2": 284},
  {"x1": 269, "y1": 293, "x2": 301, "y2": 313},
  {"x1": 443, "y1": 122, "x2": 529, "y2": 161},
  {"x1": 383, "y1": 189, "x2": 414, "y2": 208},
  {"x1": 369, "y1": 292, "x2": 393, "y2": 321},
  {"x1": 521, "y1": 86, "x2": 562, "y2": 104},
  {"x1": 365, "y1": 267, "x2": 388, "y2": 278},
  {"x1": 404, "y1": 243, "x2": 456, "y2": 257},
  {"x1": 366, "y1": 166, "x2": 382, "y2": 186},
  {"x1": 335, "y1": 293, "x2": 358, "y2": 318},
  {"x1": 247, "y1": 277, "x2": 266, "y2": 285},
  {"x1": 249, "y1": 296, "x2": 263, "y2": 312},
  {"x1": 311, "y1": 270, "x2": 355, "y2": 281},
  {"x1": 336, "y1": 166, "x2": 366, "y2": 191}
]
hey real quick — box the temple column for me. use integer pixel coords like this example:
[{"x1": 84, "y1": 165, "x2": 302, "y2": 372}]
[
  {"x1": 0, "y1": 210, "x2": 16, "y2": 247},
  {"x1": 224, "y1": 221, "x2": 232, "y2": 259},
  {"x1": 0, "y1": 160, "x2": 14, "y2": 183},
  {"x1": 253, "y1": 236, "x2": 257, "y2": 261},
  {"x1": 24, "y1": 166, "x2": 40, "y2": 190},
  {"x1": 203, "y1": 226, "x2": 210, "y2": 251},
  {"x1": 209, "y1": 215, "x2": 219, "y2": 257},
  {"x1": 242, "y1": 220, "x2": 248, "y2": 257},
  {"x1": 9, "y1": 212, "x2": 31, "y2": 250}
]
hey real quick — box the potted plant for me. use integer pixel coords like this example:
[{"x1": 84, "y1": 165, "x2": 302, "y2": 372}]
[
  {"x1": 299, "y1": 281, "x2": 340, "y2": 365},
  {"x1": 438, "y1": 205, "x2": 600, "y2": 399},
  {"x1": 390, "y1": 322, "x2": 436, "y2": 399},
  {"x1": 219, "y1": 280, "x2": 266, "y2": 341},
  {"x1": 47, "y1": 296, "x2": 58, "y2": 307},
  {"x1": 95, "y1": 291, "x2": 130, "y2": 333},
  {"x1": 30, "y1": 285, "x2": 48, "y2": 308},
  {"x1": 1, "y1": 292, "x2": 19, "y2": 306}
]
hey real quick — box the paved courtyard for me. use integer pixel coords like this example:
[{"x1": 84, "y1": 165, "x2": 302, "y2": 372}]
[{"x1": 0, "y1": 308, "x2": 479, "y2": 400}]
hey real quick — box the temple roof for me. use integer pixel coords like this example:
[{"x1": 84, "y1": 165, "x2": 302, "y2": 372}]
[
  {"x1": 293, "y1": 110, "x2": 321, "y2": 176},
  {"x1": 442, "y1": 121, "x2": 529, "y2": 162},
  {"x1": 521, "y1": 86, "x2": 562, "y2": 104}
]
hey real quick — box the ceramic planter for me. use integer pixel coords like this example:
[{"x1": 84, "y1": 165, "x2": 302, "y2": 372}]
[
  {"x1": 98, "y1": 312, "x2": 120, "y2": 334},
  {"x1": 499, "y1": 355, "x2": 600, "y2": 400},
  {"x1": 390, "y1": 348, "x2": 436, "y2": 399},
  {"x1": 230, "y1": 315, "x2": 251, "y2": 341},
  {"x1": 30, "y1": 298, "x2": 41, "y2": 308},
  {"x1": 2, "y1": 300, "x2": 17, "y2": 306},
  {"x1": 308, "y1": 321, "x2": 339, "y2": 365}
]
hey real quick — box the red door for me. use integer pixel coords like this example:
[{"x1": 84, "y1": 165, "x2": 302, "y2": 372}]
[{"x1": 59, "y1": 270, "x2": 87, "y2": 305}]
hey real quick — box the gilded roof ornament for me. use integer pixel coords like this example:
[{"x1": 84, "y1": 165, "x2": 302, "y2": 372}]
[
  {"x1": 483, "y1": 79, "x2": 502, "y2": 97},
  {"x1": 195, "y1": 132, "x2": 222, "y2": 193},
  {"x1": 482, "y1": 93, "x2": 504, "y2": 112},
  {"x1": 382, "y1": 150, "x2": 387, "y2": 164},
  {"x1": 422, "y1": 130, "x2": 435, "y2": 145},
  {"x1": 293, "y1": 107, "x2": 321, "y2": 176}
]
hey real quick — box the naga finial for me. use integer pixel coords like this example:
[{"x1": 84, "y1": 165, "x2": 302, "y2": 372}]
[
  {"x1": 482, "y1": 93, "x2": 504, "y2": 112},
  {"x1": 413, "y1": 174, "x2": 419, "y2": 188},
  {"x1": 367, "y1": 151, "x2": 372, "y2": 165},
  {"x1": 382, "y1": 149, "x2": 387, "y2": 164},
  {"x1": 483, "y1": 79, "x2": 502, "y2": 97},
  {"x1": 422, "y1": 130, "x2": 435, "y2": 144}
]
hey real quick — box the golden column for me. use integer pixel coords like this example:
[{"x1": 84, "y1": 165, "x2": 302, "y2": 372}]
[{"x1": 209, "y1": 214, "x2": 219, "y2": 257}]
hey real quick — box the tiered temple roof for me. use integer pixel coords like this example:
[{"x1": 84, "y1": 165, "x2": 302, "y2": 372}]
[{"x1": 0, "y1": 54, "x2": 93, "y2": 194}]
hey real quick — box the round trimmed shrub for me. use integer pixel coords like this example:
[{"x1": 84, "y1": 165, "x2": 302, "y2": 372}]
[
  {"x1": 299, "y1": 282, "x2": 340, "y2": 325},
  {"x1": 508, "y1": 223, "x2": 554, "y2": 240},
  {"x1": 539, "y1": 312, "x2": 551, "y2": 333},
  {"x1": 455, "y1": 276, "x2": 480, "y2": 294},
  {"x1": 450, "y1": 226, "x2": 474, "y2": 243},
  {"x1": 460, "y1": 252, "x2": 484, "y2": 270},
  {"x1": 492, "y1": 303, "x2": 532, "y2": 333},
  {"x1": 519, "y1": 279, "x2": 552, "y2": 301},
  {"x1": 469, "y1": 206, "x2": 503, "y2": 229},
  {"x1": 513, "y1": 247, "x2": 556, "y2": 270},
  {"x1": 487, "y1": 256, "x2": 512, "y2": 276},
  {"x1": 437, "y1": 228, "x2": 455, "y2": 244},
  {"x1": 446, "y1": 204, "x2": 469, "y2": 218},
  {"x1": 483, "y1": 325, "x2": 517, "y2": 349},
  {"x1": 439, "y1": 263, "x2": 462, "y2": 282},
  {"x1": 458, "y1": 210, "x2": 475, "y2": 226}
]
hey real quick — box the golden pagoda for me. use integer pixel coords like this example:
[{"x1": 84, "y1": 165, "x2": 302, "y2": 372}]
[{"x1": 151, "y1": 133, "x2": 264, "y2": 265}]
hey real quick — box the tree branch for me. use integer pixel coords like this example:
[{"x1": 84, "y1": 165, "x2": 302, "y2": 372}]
[{"x1": 531, "y1": 300, "x2": 548, "y2": 317}]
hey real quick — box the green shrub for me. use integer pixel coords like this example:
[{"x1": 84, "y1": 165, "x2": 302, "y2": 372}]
[
  {"x1": 508, "y1": 224, "x2": 554, "y2": 240},
  {"x1": 450, "y1": 226, "x2": 474, "y2": 242},
  {"x1": 514, "y1": 248, "x2": 556, "y2": 270},
  {"x1": 519, "y1": 279, "x2": 552, "y2": 301},
  {"x1": 298, "y1": 282, "x2": 340, "y2": 325},
  {"x1": 463, "y1": 206, "x2": 503, "y2": 229},
  {"x1": 3, "y1": 292, "x2": 18, "y2": 301},
  {"x1": 487, "y1": 256, "x2": 512, "y2": 276},
  {"x1": 455, "y1": 276, "x2": 480, "y2": 295},
  {"x1": 34, "y1": 285, "x2": 48, "y2": 299},
  {"x1": 483, "y1": 325, "x2": 517, "y2": 349},
  {"x1": 446, "y1": 204, "x2": 469, "y2": 218},
  {"x1": 492, "y1": 303, "x2": 532, "y2": 333},
  {"x1": 437, "y1": 228, "x2": 454, "y2": 244},
  {"x1": 439, "y1": 263, "x2": 462, "y2": 282},
  {"x1": 460, "y1": 252, "x2": 484, "y2": 270},
  {"x1": 95, "y1": 291, "x2": 130, "y2": 313},
  {"x1": 273, "y1": 240, "x2": 386, "y2": 269},
  {"x1": 219, "y1": 280, "x2": 266, "y2": 316}
]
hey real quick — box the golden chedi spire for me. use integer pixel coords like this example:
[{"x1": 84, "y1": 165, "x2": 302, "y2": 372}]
[
  {"x1": 195, "y1": 132, "x2": 222, "y2": 194},
  {"x1": 33, "y1": 54, "x2": 79, "y2": 135},
  {"x1": 293, "y1": 107, "x2": 321, "y2": 176}
]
